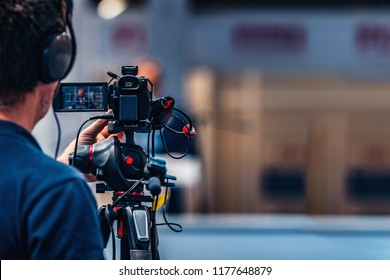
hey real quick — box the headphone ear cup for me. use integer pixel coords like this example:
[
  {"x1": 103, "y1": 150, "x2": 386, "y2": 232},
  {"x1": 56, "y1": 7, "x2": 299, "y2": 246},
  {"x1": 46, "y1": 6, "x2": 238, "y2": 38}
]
[{"x1": 41, "y1": 32, "x2": 73, "y2": 83}]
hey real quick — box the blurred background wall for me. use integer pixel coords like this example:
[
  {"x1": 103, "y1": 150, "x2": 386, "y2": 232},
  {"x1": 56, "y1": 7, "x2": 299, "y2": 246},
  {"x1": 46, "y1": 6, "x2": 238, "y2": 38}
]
[{"x1": 33, "y1": 0, "x2": 390, "y2": 215}]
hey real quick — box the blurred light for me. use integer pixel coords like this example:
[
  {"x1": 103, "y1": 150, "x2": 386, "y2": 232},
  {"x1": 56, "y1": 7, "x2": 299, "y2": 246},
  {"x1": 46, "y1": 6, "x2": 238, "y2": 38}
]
[{"x1": 97, "y1": 0, "x2": 128, "y2": 20}]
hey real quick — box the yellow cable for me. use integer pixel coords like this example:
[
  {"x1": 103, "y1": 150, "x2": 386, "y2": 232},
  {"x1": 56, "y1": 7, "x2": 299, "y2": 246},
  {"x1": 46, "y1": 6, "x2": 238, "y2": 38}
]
[{"x1": 152, "y1": 187, "x2": 170, "y2": 211}]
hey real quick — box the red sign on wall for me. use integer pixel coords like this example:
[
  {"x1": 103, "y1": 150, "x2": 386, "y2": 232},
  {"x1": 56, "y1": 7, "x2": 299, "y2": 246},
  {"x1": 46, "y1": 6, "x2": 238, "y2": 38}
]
[
  {"x1": 355, "y1": 23, "x2": 390, "y2": 55},
  {"x1": 110, "y1": 23, "x2": 146, "y2": 52}
]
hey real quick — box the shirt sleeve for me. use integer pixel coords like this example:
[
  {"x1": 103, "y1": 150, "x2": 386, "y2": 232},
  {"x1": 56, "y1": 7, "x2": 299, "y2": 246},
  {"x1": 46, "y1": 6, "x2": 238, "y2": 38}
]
[{"x1": 26, "y1": 178, "x2": 105, "y2": 260}]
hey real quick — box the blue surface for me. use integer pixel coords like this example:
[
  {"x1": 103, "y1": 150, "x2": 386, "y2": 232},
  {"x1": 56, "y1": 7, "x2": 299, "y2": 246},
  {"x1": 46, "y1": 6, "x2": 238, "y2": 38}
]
[{"x1": 157, "y1": 214, "x2": 390, "y2": 260}]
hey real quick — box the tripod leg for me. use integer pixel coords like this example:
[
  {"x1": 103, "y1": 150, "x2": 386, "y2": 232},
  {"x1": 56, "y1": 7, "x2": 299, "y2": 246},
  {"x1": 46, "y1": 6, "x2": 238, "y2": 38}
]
[
  {"x1": 150, "y1": 209, "x2": 160, "y2": 260},
  {"x1": 122, "y1": 206, "x2": 153, "y2": 260},
  {"x1": 98, "y1": 205, "x2": 114, "y2": 248}
]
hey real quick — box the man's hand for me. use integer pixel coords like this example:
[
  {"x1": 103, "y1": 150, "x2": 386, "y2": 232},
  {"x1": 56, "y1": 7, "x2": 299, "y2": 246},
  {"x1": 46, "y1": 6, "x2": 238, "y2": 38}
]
[{"x1": 57, "y1": 110, "x2": 124, "y2": 180}]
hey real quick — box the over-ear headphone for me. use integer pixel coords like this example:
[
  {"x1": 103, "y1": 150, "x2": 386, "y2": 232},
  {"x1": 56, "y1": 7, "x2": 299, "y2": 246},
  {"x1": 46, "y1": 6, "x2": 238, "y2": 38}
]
[{"x1": 40, "y1": 0, "x2": 76, "y2": 84}]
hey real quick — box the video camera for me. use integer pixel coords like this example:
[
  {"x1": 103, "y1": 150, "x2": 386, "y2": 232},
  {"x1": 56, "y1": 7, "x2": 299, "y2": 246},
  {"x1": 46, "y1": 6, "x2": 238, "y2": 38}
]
[
  {"x1": 53, "y1": 65, "x2": 175, "y2": 133},
  {"x1": 54, "y1": 65, "x2": 194, "y2": 192}
]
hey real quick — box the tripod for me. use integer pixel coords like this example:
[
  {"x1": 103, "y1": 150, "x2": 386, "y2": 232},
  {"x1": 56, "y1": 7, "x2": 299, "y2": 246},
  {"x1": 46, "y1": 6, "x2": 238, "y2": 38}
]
[
  {"x1": 97, "y1": 180, "x2": 158, "y2": 260},
  {"x1": 96, "y1": 166, "x2": 175, "y2": 260},
  {"x1": 78, "y1": 127, "x2": 175, "y2": 260},
  {"x1": 71, "y1": 125, "x2": 178, "y2": 260}
]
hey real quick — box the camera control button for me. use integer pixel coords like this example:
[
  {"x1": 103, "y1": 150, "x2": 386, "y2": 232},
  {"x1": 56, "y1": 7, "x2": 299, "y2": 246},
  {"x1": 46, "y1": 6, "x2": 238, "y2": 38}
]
[{"x1": 125, "y1": 156, "x2": 134, "y2": 165}]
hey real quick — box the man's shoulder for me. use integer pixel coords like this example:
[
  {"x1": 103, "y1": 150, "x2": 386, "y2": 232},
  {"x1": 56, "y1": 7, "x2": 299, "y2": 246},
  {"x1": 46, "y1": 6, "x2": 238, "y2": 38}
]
[
  {"x1": 24, "y1": 154, "x2": 95, "y2": 211},
  {"x1": 44, "y1": 155, "x2": 84, "y2": 179},
  {"x1": 28, "y1": 152, "x2": 87, "y2": 187},
  {"x1": 0, "y1": 129, "x2": 84, "y2": 184}
]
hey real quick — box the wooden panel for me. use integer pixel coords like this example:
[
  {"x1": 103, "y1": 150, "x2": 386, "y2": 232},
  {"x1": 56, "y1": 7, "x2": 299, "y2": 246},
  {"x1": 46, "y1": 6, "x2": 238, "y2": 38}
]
[{"x1": 305, "y1": 114, "x2": 348, "y2": 214}]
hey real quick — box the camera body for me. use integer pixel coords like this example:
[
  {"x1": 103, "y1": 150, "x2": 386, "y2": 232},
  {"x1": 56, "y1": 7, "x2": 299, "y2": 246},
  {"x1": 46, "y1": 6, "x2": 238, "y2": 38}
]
[
  {"x1": 54, "y1": 65, "x2": 157, "y2": 133},
  {"x1": 108, "y1": 66, "x2": 152, "y2": 133}
]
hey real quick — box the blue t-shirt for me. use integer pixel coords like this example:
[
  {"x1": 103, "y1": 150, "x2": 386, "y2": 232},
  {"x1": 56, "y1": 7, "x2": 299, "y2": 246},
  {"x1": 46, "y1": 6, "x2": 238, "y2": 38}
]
[{"x1": 0, "y1": 120, "x2": 105, "y2": 259}]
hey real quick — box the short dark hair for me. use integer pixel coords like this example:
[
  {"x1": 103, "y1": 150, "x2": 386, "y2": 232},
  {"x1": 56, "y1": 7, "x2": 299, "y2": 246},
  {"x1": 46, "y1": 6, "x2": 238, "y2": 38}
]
[{"x1": 0, "y1": 0, "x2": 65, "y2": 107}]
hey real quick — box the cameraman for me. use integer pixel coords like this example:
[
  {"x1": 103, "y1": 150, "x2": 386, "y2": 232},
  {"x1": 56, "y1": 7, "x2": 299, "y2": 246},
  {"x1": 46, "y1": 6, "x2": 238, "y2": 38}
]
[{"x1": 0, "y1": 0, "x2": 106, "y2": 259}]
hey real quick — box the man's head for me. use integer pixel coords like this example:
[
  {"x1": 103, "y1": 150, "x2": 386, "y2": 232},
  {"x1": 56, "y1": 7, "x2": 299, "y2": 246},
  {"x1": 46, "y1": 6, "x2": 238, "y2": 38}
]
[
  {"x1": 77, "y1": 87, "x2": 85, "y2": 97},
  {"x1": 134, "y1": 57, "x2": 164, "y2": 96},
  {"x1": 0, "y1": 0, "x2": 70, "y2": 108}
]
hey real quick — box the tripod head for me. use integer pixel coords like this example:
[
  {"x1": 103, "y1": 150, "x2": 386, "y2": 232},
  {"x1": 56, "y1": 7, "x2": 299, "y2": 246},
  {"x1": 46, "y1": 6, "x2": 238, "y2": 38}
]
[{"x1": 69, "y1": 127, "x2": 177, "y2": 192}]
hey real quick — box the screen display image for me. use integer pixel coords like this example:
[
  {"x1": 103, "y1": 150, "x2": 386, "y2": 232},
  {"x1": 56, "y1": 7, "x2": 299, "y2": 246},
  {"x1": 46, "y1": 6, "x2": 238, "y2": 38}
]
[{"x1": 55, "y1": 82, "x2": 107, "y2": 112}]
